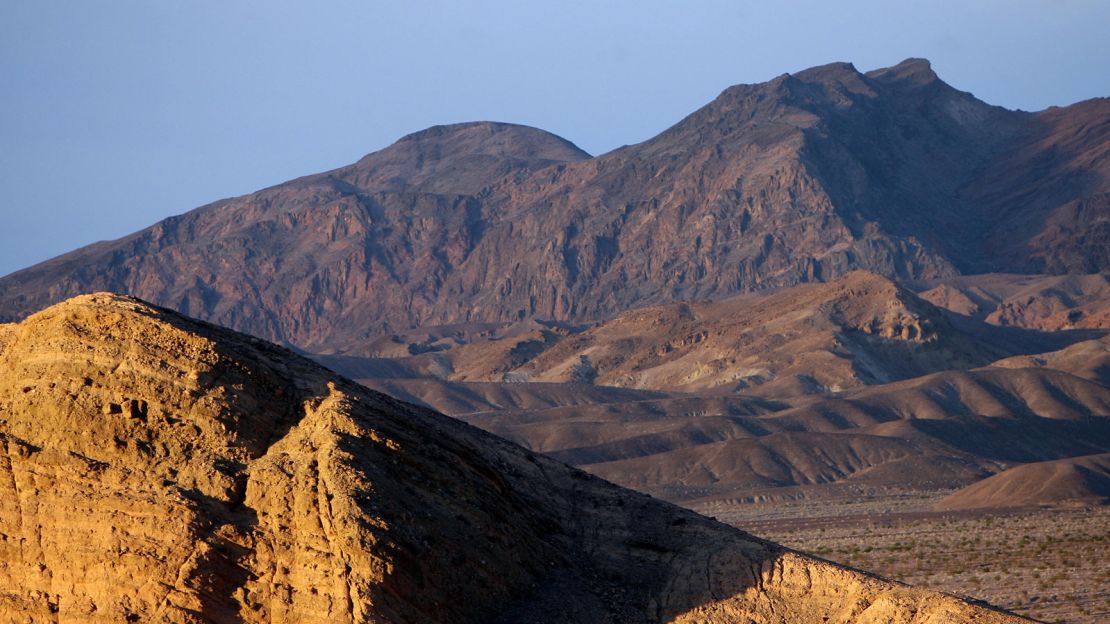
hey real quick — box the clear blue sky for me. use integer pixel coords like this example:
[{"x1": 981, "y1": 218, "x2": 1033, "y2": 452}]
[{"x1": 1, "y1": 1, "x2": 1108, "y2": 277}]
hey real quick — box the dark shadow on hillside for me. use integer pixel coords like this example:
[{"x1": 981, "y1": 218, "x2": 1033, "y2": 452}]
[{"x1": 908, "y1": 414, "x2": 1110, "y2": 463}]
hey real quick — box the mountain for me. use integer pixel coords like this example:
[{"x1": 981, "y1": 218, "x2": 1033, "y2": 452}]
[
  {"x1": 1, "y1": 59, "x2": 1107, "y2": 352},
  {"x1": 0, "y1": 122, "x2": 591, "y2": 349},
  {"x1": 0, "y1": 294, "x2": 1029, "y2": 623}
]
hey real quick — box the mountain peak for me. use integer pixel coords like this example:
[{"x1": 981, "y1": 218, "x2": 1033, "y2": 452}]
[
  {"x1": 340, "y1": 121, "x2": 589, "y2": 194},
  {"x1": 388, "y1": 121, "x2": 590, "y2": 160},
  {"x1": 793, "y1": 60, "x2": 861, "y2": 80},
  {"x1": 866, "y1": 57, "x2": 939, "y2": 86},
  {"x1": 785, "y1": 61, "x2": 878, "y2": 99}
]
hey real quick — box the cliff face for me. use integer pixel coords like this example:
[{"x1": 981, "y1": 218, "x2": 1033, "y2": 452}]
[
  {"x1": 1, "y1": 59, "x2": 1106, "y2": 351},
  {"x1": 0, "y1": 294, "x2": 1029, "y2": 623}
]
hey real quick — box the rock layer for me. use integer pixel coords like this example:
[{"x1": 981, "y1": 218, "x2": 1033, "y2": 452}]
[{"x1": 0, "y1": 294, "x2": 1028, "y2": 623}]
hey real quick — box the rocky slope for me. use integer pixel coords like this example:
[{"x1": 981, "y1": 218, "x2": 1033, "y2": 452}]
[
  {"x1": 0, "y1": 294, "x2": 1029, "y2": 623},
  {"x1": 1, "y1": 59, "x2": 1107, "y2": 352}
]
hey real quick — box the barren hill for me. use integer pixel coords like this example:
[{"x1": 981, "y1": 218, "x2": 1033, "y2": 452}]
[
  {"x1": 342, "y1": 362, "x2": 1110, "y2": 509},
  {"x1": 340, "y1": 271, "x2": 1100, "y2": 398},
  {"x1": 1, "y1": 59, "x2": 1107, "y2": 352},
  {"x1": 936, "y1": 453, "x2": 1110, "y2": 510},
  {"x1": 409, "y1": 271, "x2": 1016, "y2": 393},
  {"x1": 0, "y1": 294, "x2": 1029, "y2": 623},
  {"x1": 991, "y1": 334, "x2": 1110, "y2": 386}
]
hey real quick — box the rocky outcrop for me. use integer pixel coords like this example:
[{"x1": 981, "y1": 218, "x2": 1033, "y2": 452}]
[
  {"x1": 0, "y1": 60, "x2": 1106, "y2": 352},
  {"x1": 0, "y1": 294, "x2": 1029, "y2": 622}
]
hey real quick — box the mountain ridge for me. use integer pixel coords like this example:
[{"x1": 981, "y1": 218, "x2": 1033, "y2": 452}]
[{"x1": 1, "y1": 58, "x2": 1107, "y2": 353}]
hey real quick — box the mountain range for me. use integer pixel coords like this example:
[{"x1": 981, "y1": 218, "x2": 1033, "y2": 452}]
[
  {"x1": 1, "y1": 57, "x2": 1109, "y2": 620},
  {"x1": 1, "y1": 58, "x2": 1107, "y2": 354}
]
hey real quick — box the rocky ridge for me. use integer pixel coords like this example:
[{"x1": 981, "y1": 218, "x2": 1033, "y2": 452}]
[{"x1": 0, "y1": 59, "x2": 1106, "y2": 352}]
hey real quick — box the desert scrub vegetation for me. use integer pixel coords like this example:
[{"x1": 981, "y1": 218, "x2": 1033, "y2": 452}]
[{"x1": 746, "y1": 506, "x2": 1109, "y2": 624}]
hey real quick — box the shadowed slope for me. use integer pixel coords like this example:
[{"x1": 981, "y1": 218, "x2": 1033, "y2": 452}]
[{"x1": 0, "y1": 294, "x2": 1029, "y2": 623}]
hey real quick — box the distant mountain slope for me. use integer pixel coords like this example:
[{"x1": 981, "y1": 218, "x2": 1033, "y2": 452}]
[
  {"x1": 991, "y1": 335, "x2": 1110, "y2": 386},
  {"x1": 355, "y1": 377, "x2": 672, "y2": 415},
  {"x1": 936, "y1": 453, "x2": 1110, "y2": 510},
  {"x1": 0, "y1": 293, "x2": 1028, "y2": 623},
  {"x1": 357, "y1": 272, "x2": 1089, "y2": 395},
  {"x1": 918, "y1": 273, "x2": 1110, "y2": 330},
  {"x1": 1, "y1": 59, "x2": 1107, "y2": 351},
  {"x1": 0, "y1": 122, "x2": 591, "y2": 348}
]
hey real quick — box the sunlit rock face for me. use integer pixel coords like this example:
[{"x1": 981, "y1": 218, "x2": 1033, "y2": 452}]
[{"x1": 0, "y1": 294, "x2": 1030, "y2": 623}]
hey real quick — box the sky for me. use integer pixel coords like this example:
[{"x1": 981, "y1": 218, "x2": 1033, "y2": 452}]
[{"x1": 1, "y1": 1, "x2": 1108, "y2": 277}]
